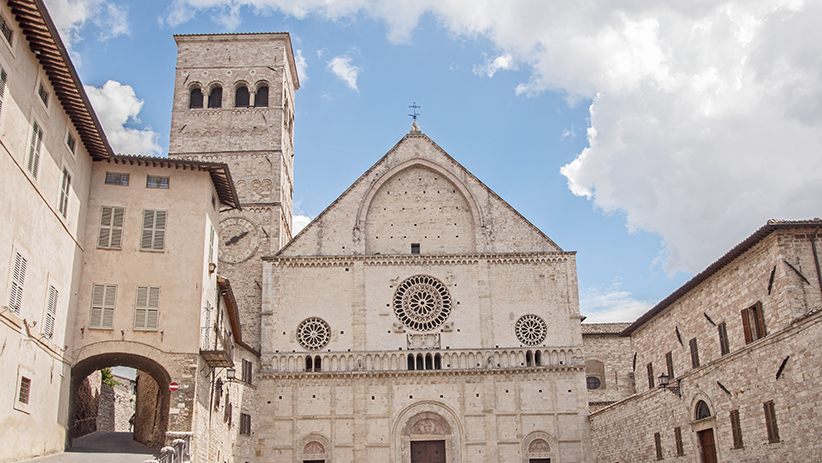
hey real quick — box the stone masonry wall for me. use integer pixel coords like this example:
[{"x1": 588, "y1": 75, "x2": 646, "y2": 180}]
[
  {"x1": 582, "y1": 333, "x2": 634, "y2": 411},
  {"x1": 590, "y1": 310, "x2": 822, "y2": 462}
]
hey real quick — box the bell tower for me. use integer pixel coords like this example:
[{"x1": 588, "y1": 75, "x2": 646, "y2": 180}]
[{"x1": 168, "y1": 33, "x2": 300, "y2": 349}]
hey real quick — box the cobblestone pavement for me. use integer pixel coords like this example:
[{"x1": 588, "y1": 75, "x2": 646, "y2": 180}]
[{"x1": 21, "y1": 432, "x2": 157, "y2": 463}]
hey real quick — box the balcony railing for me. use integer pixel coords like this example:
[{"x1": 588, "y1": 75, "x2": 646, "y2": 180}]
[{"x1": 262, "y1": 346, "x2": 582, "y2": 374}]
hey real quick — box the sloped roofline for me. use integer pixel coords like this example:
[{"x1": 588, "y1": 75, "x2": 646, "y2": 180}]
[
  {"x1": 100, "y1": 155, "x2": 241, "y2": 210},
  {"x1": 621, "y1": 219, "x2": 822, "y2": 336},
  {"x1": 9, "y1": 0, "x2": 114, "y2": 159},
  {"x1": 278, "y1": 130, "x2": 564, "y2": 255},
  {"x1": 217, "y1": 277, "x2": 259, "y2": 356}
]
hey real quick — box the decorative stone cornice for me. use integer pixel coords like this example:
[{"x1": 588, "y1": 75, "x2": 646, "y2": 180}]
[
  {"x1": 263, "y1": 252, "x2": 574, "y2": 268},
  {"x1": 259, "y1": 364, "x2": 583, "y2": 381}
]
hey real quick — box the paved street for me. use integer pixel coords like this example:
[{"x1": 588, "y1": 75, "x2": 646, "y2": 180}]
[{"x1": 21, "y1": 432, "x2": 157, "y2": 463}]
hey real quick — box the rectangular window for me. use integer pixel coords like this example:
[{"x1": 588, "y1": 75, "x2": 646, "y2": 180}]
[
  {"x1": 89, "y1": 284, "x2": 116, "y2": 329},
  {"x1": 730, "y1": 409, "x2": 743, "y2": 449},
  {"x1": 146, "y1": 175, "x2": 169, "y2": 189},
  {"x1": 208, "y1": 226, "x2": 215, "y2": 263},
  {"x1": 105, "y1": 172, "x2": 130, "y2": 186},
  {"x1": 43, "y1": 285, "x2": 58, "y2": 339},
  {"x1": 134, "y1": 286, "x2": 160, "y2": 330},
  {"x1": 718, "y1": 322, "x2": 730, "y2": 355},
  {"x1": 242, "y1": 359, "x2": 253, "y2": 384},
  {"x1": 8, "y1": 252, "x2": 26, "y2": 314},
  {"x1": 690, "y1": 337, "x2": 700, "y2": 368},
  {"x1": 58, "y1": 168, "x2": 72, "y2": 217},
  {"x1": 141, "y1": 210, "x2": 167, "y2": 251},
  {"x1": 764, "y1": 400, "x2": 780, "y2": 443},
  {"x1": 674, "y1": 426, "x2": 684, "y2": 456},
  {"x1": 0, "y1": 66, "x2": 7, "y2": 118},
  {"x1": 0, "y1": 16, "x2": 12, "y2": 45},
  {"x1": 38, "y1": 83, "x2": 48, "y2": 107},
  {"x1": 411, "y1": 243, "x2": 420, "y2": 254},
  {"x1": 665, "y1": 351, "x2": 674, "y2": 380},
  {"x1": 240, "y1": 413, "x2": 251, "y2": 435},
  {"x1": 98, "y1": 206, "x2": 125, "y2": 249},
  {"x1": 18, "y1": 377, "x2": 30, "y2": 404},
  {"x1": 742, "y1": 302, "x2": 767, "y2": 344},
  {"x1": 647, "y1": 362, "x2": 654, "y2": 389},
  {"x1": 27, "y1": 121, "x2": 44, "y2": 178},
  {"x1": 66, "y1": 133, "x2": 76, "y2": 153},
  {"x1": 654, "y1": 432, "x2": 663, "y2": 460}
]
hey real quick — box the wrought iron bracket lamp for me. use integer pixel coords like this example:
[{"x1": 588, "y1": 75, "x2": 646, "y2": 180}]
[{"x1": 658, "y1": 373, "x2": 681, "y2": 398}]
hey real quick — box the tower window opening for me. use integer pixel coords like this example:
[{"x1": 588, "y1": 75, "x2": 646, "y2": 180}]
[
  {"x1": 208, "y1": 86, "x2": 222, "y2": 108},
  {"x1": 189, "y1": 88, "x2": 203, "y2": 109},
  {"x1": 235, "y1": 86, "x2": 250, "y2": 107},
  {"x1": 411, "y1": 243, "x2": 420, "y2": 254},
  {"x1": 254, "y1": 85, "x2": 269, "y2": 107}
]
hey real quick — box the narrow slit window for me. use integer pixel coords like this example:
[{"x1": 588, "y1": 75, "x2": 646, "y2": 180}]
[
  {"x1": 689, "y1": 338, "x2": 700, "y2": 368},
  {"x1": 730, "y1": 409, "x2": 743, "y2": 448},
  {"x1": 674, "y1": 426, "x2": 684, "y2": 456},
  {"x1": 764, "y1": 400, "x2": 779, "y2": 443},
  {"x1": 665, "y1": 351, "x2": 674, "y2": 380},
  {"x1": 718, "y1": 322, "x2": 730, "y2": 355},
  {"x1": 654, "y1": 432, "x2": 663, "y2": 460},
  {"x1": 58, "y1": 168, "x2": 72, "y2": 217},
  {"x1": 27, "y1": 121, "x2": 44, "y2": 178},
  {"x1": 8, "y1": 252, "x2": 26, "y2": 314},
  {"x1": 37, "y1": 83, "x2": 48, "y2": 107},
  {"x1": 43, "y1": 285, "x2": 58, "y2": 339},
  {"x1": 647, "y1": 362, "x2": 654, "y2": 389}
]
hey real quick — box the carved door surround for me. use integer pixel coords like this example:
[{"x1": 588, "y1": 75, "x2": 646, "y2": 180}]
[
  {"x1": 393, "y1": 402, "x2": 463, "y2": 463},
  {"x1": 296, "y1": 433, "x2": 332, "y2": 463},
  {"x1": 521, "y1": 431, "x2": 557, "y2": 463}
]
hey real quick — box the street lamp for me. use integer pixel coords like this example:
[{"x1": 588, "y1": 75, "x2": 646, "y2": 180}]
[
  {"x1": 226, "y1": 367, "x2": 236, "y2": 382},
  {"x1": 658, "y1": 373, "x2": 681, "y2": 398}
]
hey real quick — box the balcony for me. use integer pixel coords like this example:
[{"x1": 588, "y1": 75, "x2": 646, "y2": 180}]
[
  {"x1": 199, "y1": 326, "x2": 233, "y2": 368},
  {"x1": 261, "y1": 346, "x2": 582, "y2": 374}
]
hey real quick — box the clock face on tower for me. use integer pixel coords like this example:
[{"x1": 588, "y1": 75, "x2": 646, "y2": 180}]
[{"x1": 219, "y1": 217, "x2": 260, "y2": 264}]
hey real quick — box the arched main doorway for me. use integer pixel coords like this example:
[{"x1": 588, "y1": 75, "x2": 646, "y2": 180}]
[
  {"x1": 393, "y1": 402, "x2": 463, "y2": 463},
  {"x1": 70, "y1": 352, "x2": 171, "y2": 449}
]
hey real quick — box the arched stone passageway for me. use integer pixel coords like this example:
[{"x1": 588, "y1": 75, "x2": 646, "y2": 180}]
[{"x1": 70, "y1": 352, "x2": 171, "y2": 449}]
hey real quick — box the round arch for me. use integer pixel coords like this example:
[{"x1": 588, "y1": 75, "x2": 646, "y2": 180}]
[
  {"x1": 521, "y1": 431, "x2": 557, "y2": 463},
  {"x1": 69, "y1": 343, "x2": 173, "y2": 449},
  {"x1": 356, "y1": 159, "x2": 483, "y2": 231},
  {"x1": 392, "y1": 401, "x2": 464, "y2": 463},
  {"x1": 295, "y1": 433, "x2": 333, "y2": 462}
]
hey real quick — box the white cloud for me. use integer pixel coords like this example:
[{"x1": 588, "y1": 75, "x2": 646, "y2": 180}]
[
  {"x1": 85, "y1": 80, "x2": 161, "y2": 155},
  {"x1": 473, "y1": 53, "x2": 515, "y2": 78},
  {"x1": 160, "y1": 0, "x2": 822, "y2": 273},
  {"x1": 579, "y1": 283, "x2": 654, "y2": 323},
  {"x1": 43, "y1": 0, "x2": 130, "y2": 48},
  {"x1": 292, "y1": 214, "x2": 311, "y2": 235},
  {"x1": 560, "y1": 125, "x2": 576, "y2": 140},
  {"x1": 295, "y1": 49, "x2": 308, "y2": 82},
  {"x1": 327, "y1": 56, "x2": 361, "y2": 91}
]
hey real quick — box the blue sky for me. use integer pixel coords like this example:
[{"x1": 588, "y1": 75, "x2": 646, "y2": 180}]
[{"x1": 44, "y1": 0, "x2": 822, "y2": 323}]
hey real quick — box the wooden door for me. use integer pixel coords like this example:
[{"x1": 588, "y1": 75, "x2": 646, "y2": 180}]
[
  {"x1": 411, "y1": 440, "x2": 446, "y2": 463},
  {"x1": 698, "y1": 429, "x2": 717, "y2": 463}
]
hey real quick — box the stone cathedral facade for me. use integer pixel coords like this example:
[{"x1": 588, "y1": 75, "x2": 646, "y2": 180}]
[{"x1": 169, "y1": 33, "x2": 590, "y2": 463}]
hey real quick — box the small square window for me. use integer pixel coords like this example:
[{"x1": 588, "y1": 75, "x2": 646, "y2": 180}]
[
  {"x1": 38, "y1": 83, "x2": 48, "y2": 107},
  {"x1": 14, "y1": 370, "x2": 32, "y2": 414},
  {"x1": 66, "y1": 133, "x2": 76, "y2": 153},
  {"x1": 147, "y1": 175, "x2": 169, "y2": 189},
  {"x1": 18, "y1": 376, "x2": 31, "y2": 404},
  {"x1": 105, "y1": 172, "x2": 129, "y2": 186},
  {"x1": 411, "y1": 243, "x2": 420, "y2": 254}
]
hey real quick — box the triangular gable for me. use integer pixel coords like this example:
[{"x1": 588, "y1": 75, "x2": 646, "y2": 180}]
[{"x1": 279, "y1": 128, "x2": 563, "y2": 257}]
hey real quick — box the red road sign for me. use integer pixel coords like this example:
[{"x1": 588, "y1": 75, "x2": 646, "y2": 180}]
[{"x1": 169, "y1": 382, "x2": 179, "y2": 391}]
